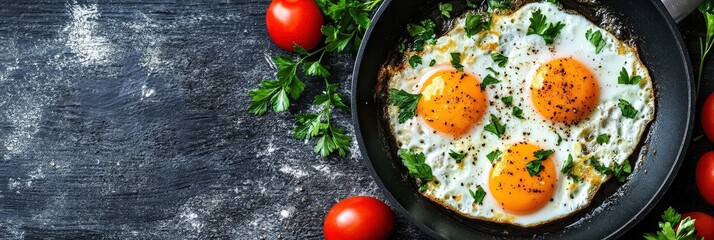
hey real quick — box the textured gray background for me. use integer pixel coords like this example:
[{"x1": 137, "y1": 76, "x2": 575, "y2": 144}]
[{"x1": 0, "y1": 0, "x2": 711, "y2": 239}]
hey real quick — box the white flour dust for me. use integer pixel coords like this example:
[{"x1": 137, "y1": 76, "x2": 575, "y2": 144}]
[
  {"x1": 4, "y1": 100, "x2": 43, "y2": 158},
  {"x1": 62, "y1": 3, "x2": 114, "y2": 66},
  {"x1": 278, "y1": 165, "x2": 308, "y2": 178},
  {"x1": 141, "y1": 85, "x2": 155, "y2": 100}
]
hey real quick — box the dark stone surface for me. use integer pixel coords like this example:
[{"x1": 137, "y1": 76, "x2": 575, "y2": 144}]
[{"x1": 0, "y1": 1, "x2": 709, "y2": 239}]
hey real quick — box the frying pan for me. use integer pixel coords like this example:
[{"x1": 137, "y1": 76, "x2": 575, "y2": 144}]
[{"x1": 352, "y1": 0, "x2": 698, "y2": 238}]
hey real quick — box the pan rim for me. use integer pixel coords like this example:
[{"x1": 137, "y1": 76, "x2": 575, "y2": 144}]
[{"x1": 351, "y1": 0, "x2": 695, "y2": 238}]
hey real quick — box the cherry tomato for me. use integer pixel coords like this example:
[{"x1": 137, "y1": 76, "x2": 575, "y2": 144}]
[
  {"x1": 682, "y1": 212, "x2": 714, "y2": 239},
  {"x1": 697, "y1": 152, "x2": 714, "y2": 205},
  {"x1": 265, "y1": 0, "x2": 324, "y2": 52},
  {"x1": 323, "y1": 196, "x2": 395, "y2": 240},
  {"x1": 702, "y1": 92, "x2": 714, "y2": 141}
]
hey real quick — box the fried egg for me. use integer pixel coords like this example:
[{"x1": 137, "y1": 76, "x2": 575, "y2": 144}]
[{"x1": 385, "y1": 2, "x2": 654, "y2": 226}]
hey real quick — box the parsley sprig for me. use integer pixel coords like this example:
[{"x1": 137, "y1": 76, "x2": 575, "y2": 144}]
[
  {"x1": 697, "y1": 0, "x2": 714, "y2": 96},
  {"x1": 588, "y1": 156, "x2": 632, "y2": 183},
  {"x1": 484, "y1": 114, "x2": 506, "y2": 138},
  {"x1": 400, "y1": 149, "x2": 434, "y2": 189},
  {"x1": 618, "y1": 67, "x2": 642, "y2": 85},
  {"x1": 527, "y1": 9, "x2": 565, "y2": 45},
  {"x1": 389, "y1": 89, "x2": 422, "y2": 123},
  {"x1": 561, "y1": 154, "x2": 582, "y2": 182},
  {"x1": 249, "y1": 0, "x2": 383, "y2": 157},
  {"x1": 644, "y1": 207, "x2": 701, "y2": 240}
]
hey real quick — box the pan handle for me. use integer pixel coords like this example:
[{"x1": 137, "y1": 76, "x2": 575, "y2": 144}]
[{"x1": 661, "y1": 0, "x2": 705, "y2": 23}]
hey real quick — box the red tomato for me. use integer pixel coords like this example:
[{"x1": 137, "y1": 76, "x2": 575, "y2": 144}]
[
  {"x1": 697, "y1": 152, "x2": 714, "y2": 205},
  {"x1": 323, "y1": 196, "x2": 395, "y2": 240},
  {"x1": 682, "y1": 212, "x2": 714, "y2": 239},
  {"x1": 265, "y1": 0, "x2": 324, "y2": 52},
  {"x1": 702, "y1": 92, "x2": 714, "y2": 141}
]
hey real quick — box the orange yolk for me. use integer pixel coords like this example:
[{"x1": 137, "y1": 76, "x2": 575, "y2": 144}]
[
  {"x1": 530, "y1": 57, "x2": 599, "y2": 125},
  {"x1": 488, "y1": 143, "x2": 557, "y2": 214},
  {"x1": 416, "y1": 69, "x2": 487, "y2": 137}
]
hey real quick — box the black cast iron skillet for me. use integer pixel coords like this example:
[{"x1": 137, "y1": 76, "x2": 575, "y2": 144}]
[{"x1": 352, "y1": 0, "x2": 696, "y2": 238}]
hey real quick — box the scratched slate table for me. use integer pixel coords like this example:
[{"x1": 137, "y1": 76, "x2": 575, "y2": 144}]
[{"x1": 0, "y1": 1, "x2": 712, "y2": 239}]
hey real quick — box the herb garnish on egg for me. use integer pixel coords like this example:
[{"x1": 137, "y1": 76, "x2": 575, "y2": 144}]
[
  {"x1": 449, "y1": 150, "x2": 466, "y2": 161},
  {"x1": 487, "y1": 149, "x2": 502, "y2": 163},
  {"x1": 469, "y1": 185, "x2": 487, "y2": 204},
  {"x1": 526, "y1": 149, "x2": 554, "y2": 176},
  {"x1": 480, "y1": 75, "x2": 500, "y2": 90},
  {"x1": 484, "y1": 114, "x2": 506, "y2": 138},
  {"x1": 409, "y1": 55, "x2": 422, "y2": 68},
  {"x1": 388, "y1": 89, "x2": 422, "y2": 123},
  {"x1": 596, "y1": 134, "x2": 610, "y2": 144},
  {"x1": 585, "y1": 29, "x2": 607, "y2": 53},
  {"x1": 561, "y1": 154, "x2": 583, "y2": 182},
  {"x1": 451, "y1": 52, "x2": 464, "y2": 71},
  {"x1": 491, "y1": 53, "x2": 508, "y2": 67},
  {"x1": 399, "y1": 149, "x2": 433, "y2": 182},
  {"x1": 618, "y1": 99, "x2": 638, "y2": 118},
  {"x1": 618, "y1": 67, "x2": 642, "y2": 85},
  {"x1": 527, "y1": 9, "x2": 565, "y2": 44}
]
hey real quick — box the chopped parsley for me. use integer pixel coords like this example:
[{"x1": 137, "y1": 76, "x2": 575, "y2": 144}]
[
  {"x1": 527, "y1": 9, "x2": 565, "y2": 45},
  {"x1": 489, "y1": 0, "x2": 511, "y2": 10},
  {"x1": 429, "y1": 59, "x2": 436, "y2": 67},
  {"x1": 409, "y1": 55, "x2": 422, "y2": 68},
  {"x1": 481, "y1": 75, "x2": 500, "y2": 90},
  {"x1": 526, "y1": 149, "x2": 554, "y2": 176},
  {"x1": 399, "y1": 149, "x2": 433, "y2": 182},
  {"x1": 612, "y1": 160, "x2": 632, "y2": 183},
  {"x1": 585, "y1": 29, "x2": 607, "y2": 53},
  {"x1": 419, "y1": 184, "x2": 428, "y2": 192},
  {"x1": 588, "y1": 156, "x2": 611, "y2": 175},
  {"x1": 618, "y1": 67, "x2": 642, "y2": 85},
  {"x1": 469, "y1": 185, "x2": 487, "y2": 204},
  {"x1": 502, "y1": 96, "x2": 513, "y2": 107},
  {"x1": 484, "y1": 114, "x2": 506, "y2": 138},
  {"x1": 491, "y1": 53, "x2": 508, "y2": 67},
  {"x1": 406, "y1": 19, "x2": 437, "y2": 52},
  {"x1": 439, "y1": 3, "x2": 453, "y2": 18},
  {"x1": 389, "y1": 89, "x2": 422, "y2": 123},
  {"x1": 449, "y1": 150, "x2": 466, "y2": 161},
  {"x1": 561, "y1": 154, "x2": 582, "y2": 182},
  {"x1": 486, "y1": 149, "x2": 503, "y2": 163},
  {"x1": 486, "y1": 67, "x2": 498, "y2": 75},
  {"x1": 512, "y1": 106, "x2": 525, "y2": 119},
  {"x1": 556, "y1": 134, "x2": 563, "y2": 146},
  {"x1": 451, "y1": 52, "x2": 464, "y2": 71},
  {"x1": 465, "y1": 13, "x2": 490, "y2": 37},
  {"x1": 618, "y1": 99, "x2": 638, "y2": 119},
  {"x1": 596, "y1": 134, "x2": 610, "y2": 144}
]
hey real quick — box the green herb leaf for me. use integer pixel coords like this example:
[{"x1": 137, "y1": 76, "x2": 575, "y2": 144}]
[
  {"x1": 491, "y1": 53, "x2": 508, "y2": 67},
  {"x1": 697, "y1": 1, "x2": 714, "y2": 97},
  {"x1": 486, "y1": 149, "x2": 502, "y2": 163},
  {"x1": 489, "y1": 0, "x2": 510, "y2": 10},
  {"x1": 481, "y1": 75, "x2": 500, "y2": 90},
  {"x1": 389, "y1": 89, "x2": 423, "y2": 123},
  {"x1": 556, "y1": 134, "x2": 563, "y2": 146},
  {"x1": 465, "y1": 13, "x2": 490, "y2": 37},
  {"x1": 484, "y1": 114, "x2": 506, "y2": 138},
  {"x1": 486, "y1": 67, "x2": 498, "y2": 75},
  {"x1": 419, "y1": 184, "x2": 428, "y2": 192},
  {"x1": 439, "y1": 3, "x2": 453, "y2": 18},
  {"x1": 596, "y1": 134, "x2": 610, "y2": 144},
  {"x1": 429, "y1": 59, "x2": 436, "y2": 66},
  {"x1": 305, "y1": 61, "x2": 330, "y2": 78},
  {"x1": 585, "y1": 29, "x2": 607, "y2": 53},
  {"x1": 294, "y1": 44, "x2": 309, "y2": 56},
  {"x1": 502, "y1": 96, "x2": 513, "y2": 107},
  {"x1": 451, "y1": 52, "x2": 464, "y2": 71},
  {"x1": 561, "y1": 154, "x2": 574, "y2": 174},
  {"x1": 525, "y1": 159, "x2": 544, "y2": 176},
  {"x1": 612, "y1": 160, "x2": 632, "y2": 183},
  {"x1": 398, "y1": 38, "x2": 407, "y2": 53},
  {"x1": 512, "y1": 106, "x2": 525, "y2": 119},
  {"x1": 618, "y1": 99, "x2": 638, "y2": 119},
  {"x1": 468, "y1": 185, "x2": 487, "y2": 204},
  {"x1": 546, "y1": 0, "x2": 558, "y2": 4},
  {"x1": 527, "y1": 9, "x2": 565, "y2": 45},
  {"x1": 643, "y1": 207, "x2": 702, "y2": 240},
  {"x1": 534, "y1": 149, "x2": 555, "y2": 161},
  {"x1": 466, "y1": 0, "x2": 479, "y2": 9},
  {"x1": 589, "y1": 156, "x2": 611, "y2": 175},
  {"x1": 407, "y1": 19, "x2": 438, "y2": 52},
  {"x1": 617, "y1": 67, "x2": 642, "y2": 85},
  {"x1": 409, "y1": 55, "x2": 423, "y2": 68},
  {"x1": 449, "y1": 150, "x2": 466, "y2": 161},
  {"x1": 400, "y1": 149, "x2": 434, "y2": 182}
]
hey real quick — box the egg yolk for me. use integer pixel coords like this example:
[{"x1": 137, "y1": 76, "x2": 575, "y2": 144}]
[
  {"x1": 530, "y1": 57, "x2": 599, "y2": 125},
  {"x1": 416, "y1": 69, "x2": 488, "y2": 137},
  {"x1": 488, "y1": 143, "x2": 557, "y2": 214}
]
